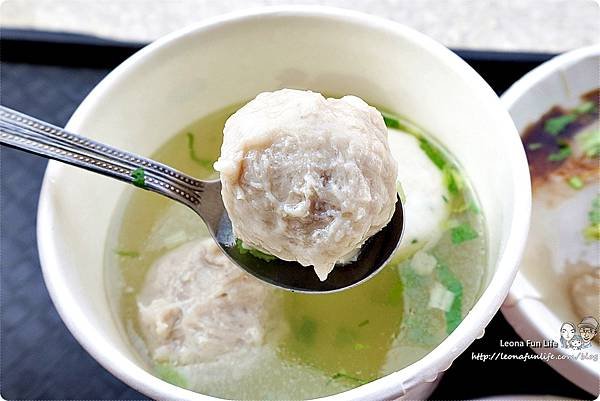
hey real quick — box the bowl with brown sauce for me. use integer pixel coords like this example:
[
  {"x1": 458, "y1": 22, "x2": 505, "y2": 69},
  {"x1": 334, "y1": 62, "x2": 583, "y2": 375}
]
[{"x1": 501, "y1": 45, "x2": 600, "y2": 397}]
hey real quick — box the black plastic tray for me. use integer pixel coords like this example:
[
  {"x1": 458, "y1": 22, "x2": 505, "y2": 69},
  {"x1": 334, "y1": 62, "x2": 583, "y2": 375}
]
[{"x1": 0, "y1": 28, "x2": 594, "y2": 400}]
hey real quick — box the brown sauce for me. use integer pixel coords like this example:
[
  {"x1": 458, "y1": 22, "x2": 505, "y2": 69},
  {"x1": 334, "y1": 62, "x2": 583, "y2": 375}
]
[{"x1": 522, "y1": 88, "x2": 599, "y2": 187}]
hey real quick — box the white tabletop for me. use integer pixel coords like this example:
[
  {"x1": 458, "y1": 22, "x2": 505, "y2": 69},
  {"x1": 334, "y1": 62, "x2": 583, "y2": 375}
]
[{"x1": 1, "y1": 0, "x2": 599, "y2": 52}]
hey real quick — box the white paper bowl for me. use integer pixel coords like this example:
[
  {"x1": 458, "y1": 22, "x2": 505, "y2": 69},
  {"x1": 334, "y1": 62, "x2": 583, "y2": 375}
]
[
  {"x1": 37, "y1": 6, "x2": 530, "y2": 400},
  {"x1": 501, "y1": 45, "x2": 600, "y2": 397}
]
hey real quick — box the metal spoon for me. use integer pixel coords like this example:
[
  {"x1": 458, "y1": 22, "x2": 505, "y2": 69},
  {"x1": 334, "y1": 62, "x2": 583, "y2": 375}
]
[{"x1": 0, "y1": 105, "x2": 404, "y2": 293}]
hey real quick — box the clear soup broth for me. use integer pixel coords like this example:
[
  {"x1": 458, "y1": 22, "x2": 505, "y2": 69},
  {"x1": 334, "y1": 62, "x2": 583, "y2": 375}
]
[{"x1": 105, "y1": 104, "x2": 487, "y2": 399}]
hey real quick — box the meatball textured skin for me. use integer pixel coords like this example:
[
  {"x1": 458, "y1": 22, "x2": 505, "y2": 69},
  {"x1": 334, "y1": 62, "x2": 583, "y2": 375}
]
[
  {"x1": 214, "y1": 89, "x2": 398, "y2": 280},
  {"x1": 137, "y1": 239, "x2": 269, "y2": 364}
]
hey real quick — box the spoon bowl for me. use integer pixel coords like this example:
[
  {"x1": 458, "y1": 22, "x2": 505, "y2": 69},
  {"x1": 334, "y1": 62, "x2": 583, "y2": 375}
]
[
  {"x1": 211, "y1": 187, "x2": 404, "y2": 293},
  {"x1": 0, "y1": 105, "x2": 404, "y2": 292}
]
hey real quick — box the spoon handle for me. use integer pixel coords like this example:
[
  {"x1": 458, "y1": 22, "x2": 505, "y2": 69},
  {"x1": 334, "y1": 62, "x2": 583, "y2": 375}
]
[{"x1": 0, "y1": 105, "x2": 205, "y2": 209}]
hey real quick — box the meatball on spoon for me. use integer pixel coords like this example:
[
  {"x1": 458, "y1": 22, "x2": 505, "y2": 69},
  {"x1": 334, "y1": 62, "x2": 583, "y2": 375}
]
[{"x1": 0, "y1": 105, "x2": 404, "y2": 293}]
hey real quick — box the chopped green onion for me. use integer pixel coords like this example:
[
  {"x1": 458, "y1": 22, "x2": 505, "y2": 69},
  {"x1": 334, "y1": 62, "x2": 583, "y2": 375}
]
[
  {"x1": 381, "y1": 111, "x2": 401, "y2": 129},
  {"x1": 411, "y1": 238, "x2": 418, "y2": 244},
  {"x1": 155, "y1": 363, "x2": 187, "y2": 387},
  {"x1": 131, "y1": 167, "x2": 146, "y2": 188},
  {"x1": 578, "y1": 128, "x2": 600, "y2": 158},
  {"x1": 358, "y1": 319, "x2": 370, "y2": 327},
  {"x1": 115, "y1": 250, "x2": 140, "y2": 258},
  {"x1": 186, "y1": 132, "x2": 214, "y2": 169},
  {"x1": 450, "y1": 196, "x2": 470, "y2": 214},
  {"x1": 544, "y1": 114, "x2": 576, "y2": 136},
  {"x1": 435, "y1": 263, "x2": 463, "y2": 334},
  {"x1": 527, "y1": 142, "x2": 543, "y2": 150},
  {"x1": 379, "y1": 111, "x2": 423, "y2": 137},
  {"x1": 574, "y1": 101, "x2": 596, "y2": 115},
  {"x1": 419, "y1": 138, "x2": 447, "y2": 170},
  {"x1": 583, "y1": 224, "x2": 600, "y2": 241},
  {"x1": 567, "y1": 176, "x2": 584, "y2": 190},
  {"x1": 442, "y1": 165, "x2": 469, "y2": 214},
  {"x1": 235, "y1": 239, "x2": 277, "y2": 262},
  {"x1": 547, "y1": 144, "x2": 572, "y2": 162},
  {"x1": 444, "y1": 167, "x2": 463, "y2": 195},
  {"x1": 329, "y1": 371, "x2": 368, "y2": 385},
  {"x1": 353, "y1": 343, "x2": 367, "y2": 350},
  {"x1": 381, "y1": 110, "x2": 451, "y2": 172},
  {"x1": 450, "y1": 223, "x2": 478, "y2": 244},
  {"x1": 584, "y1": 196, "x2": 600, "y2": 241}
]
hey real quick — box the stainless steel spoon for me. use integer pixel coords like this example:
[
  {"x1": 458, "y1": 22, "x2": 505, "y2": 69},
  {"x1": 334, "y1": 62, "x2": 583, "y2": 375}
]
[{"x1": 0, "y1": 105, "x2": 404, "y2": 293}]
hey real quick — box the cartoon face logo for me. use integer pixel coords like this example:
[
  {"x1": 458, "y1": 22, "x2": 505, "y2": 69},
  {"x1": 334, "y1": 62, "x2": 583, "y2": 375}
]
[
  {"x1": 560, "y1": 322, "x2": 576, "y2": 348},
  {"x1": 569, "y1": 335, "x2": 583, "y2": 350},
  {"x1": 577, "y1": 316, "x2": 599, "y2": 348}
]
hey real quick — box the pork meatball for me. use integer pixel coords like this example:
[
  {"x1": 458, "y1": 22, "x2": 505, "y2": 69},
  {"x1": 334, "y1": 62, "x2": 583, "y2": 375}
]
[
  {"x1": 214, "y1": 89, "x2": 398, "y2": 280},
  {"x1": 570, "y1": 268, "x2": 600, "y2": 322},
  {"x1": 137, "y1": 239, "x2": 270, "y2": 365}
]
